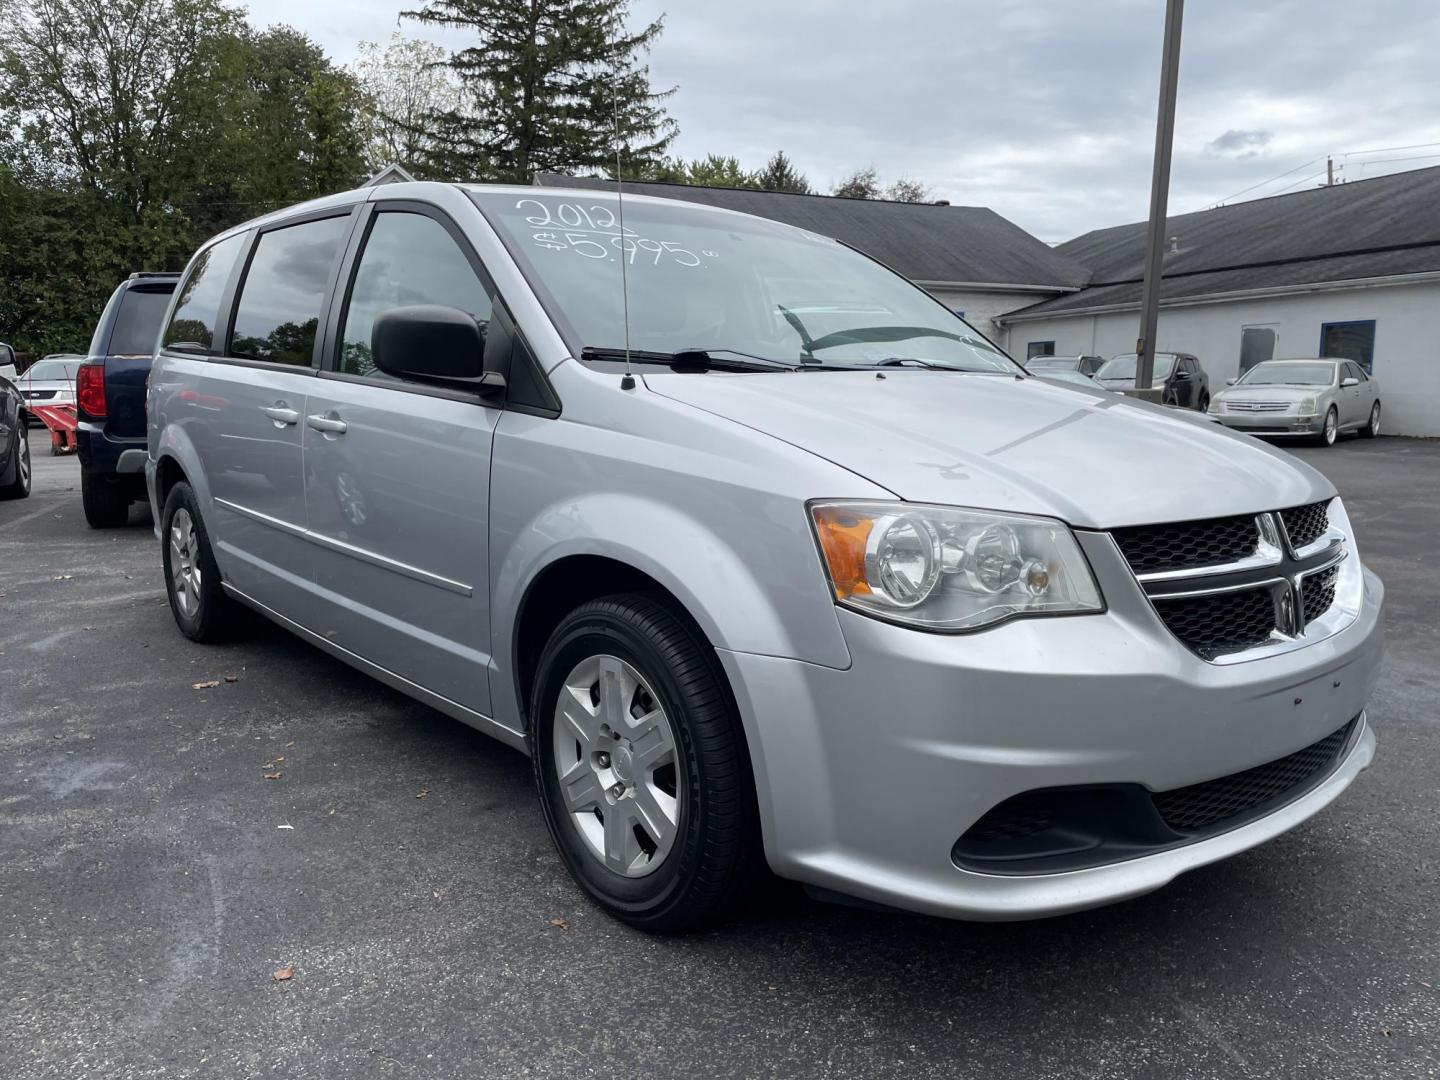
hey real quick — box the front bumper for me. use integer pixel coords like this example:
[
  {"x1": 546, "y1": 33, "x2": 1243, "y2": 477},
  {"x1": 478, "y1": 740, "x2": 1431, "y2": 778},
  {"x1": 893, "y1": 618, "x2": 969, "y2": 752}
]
[
  {"x1": 721, "y1": 546, "x2": 1384, "y2": 921},
  {"x1": 1210, "y1": 410, "x2": 1324, "y2": 436}
]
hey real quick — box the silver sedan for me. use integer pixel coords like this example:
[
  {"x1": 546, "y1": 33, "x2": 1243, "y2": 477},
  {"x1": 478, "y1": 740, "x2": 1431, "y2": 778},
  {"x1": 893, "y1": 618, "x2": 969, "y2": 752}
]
[{"x1": 1208, "y1": 358, "x2": 1382, "y2": 447}]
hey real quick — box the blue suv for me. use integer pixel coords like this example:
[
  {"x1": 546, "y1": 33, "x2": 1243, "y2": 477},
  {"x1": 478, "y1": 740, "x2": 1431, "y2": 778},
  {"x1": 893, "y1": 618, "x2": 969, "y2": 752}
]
[{"x1": 76, "y1": 272, "x2": 179, "y2": 527}]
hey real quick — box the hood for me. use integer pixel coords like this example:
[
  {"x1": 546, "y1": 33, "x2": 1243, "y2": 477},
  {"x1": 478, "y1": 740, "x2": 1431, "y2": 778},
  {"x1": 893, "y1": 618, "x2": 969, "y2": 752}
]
[{"x1": 644, "y1": 371, "x2": 1333, "y2": 529}]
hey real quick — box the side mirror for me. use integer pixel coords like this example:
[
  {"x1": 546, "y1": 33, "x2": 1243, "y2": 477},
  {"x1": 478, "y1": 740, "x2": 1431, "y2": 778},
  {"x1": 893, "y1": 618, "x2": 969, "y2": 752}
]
[
  {"x1": 1341, "y1": 376, "x2": 1359, "y2": 387},
  {"x1": 1226, "y1": 377, "x2": 1238, "y2": 386},
  {"x1": 1174, "y1": 370, "x2": 1190, "y2": 379},
  {"x1": 373, "y1": 305, "x2": 504, "y2": 396}
]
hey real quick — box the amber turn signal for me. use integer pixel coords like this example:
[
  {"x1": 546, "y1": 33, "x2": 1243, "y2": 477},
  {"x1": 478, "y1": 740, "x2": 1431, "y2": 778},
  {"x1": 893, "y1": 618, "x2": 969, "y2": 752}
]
[{"x1": 811, "y1": 505, "x2": 873, "y2": 600}]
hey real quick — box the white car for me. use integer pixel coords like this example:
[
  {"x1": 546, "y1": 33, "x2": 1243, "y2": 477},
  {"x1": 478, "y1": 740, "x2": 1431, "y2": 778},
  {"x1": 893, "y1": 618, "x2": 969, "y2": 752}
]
[
  {"x1": 1209, "y1": 358, "x2": 1381, "y2": 447},
  {"x1": 15, "y1": 355, "x2": 83, "y2": 423}
]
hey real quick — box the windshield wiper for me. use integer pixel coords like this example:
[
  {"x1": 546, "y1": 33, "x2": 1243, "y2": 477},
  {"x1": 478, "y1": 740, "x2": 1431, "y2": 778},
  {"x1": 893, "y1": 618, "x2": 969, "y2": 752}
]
[{"x1": 580, "y1": 346, "x2": 794, "y2": 373}]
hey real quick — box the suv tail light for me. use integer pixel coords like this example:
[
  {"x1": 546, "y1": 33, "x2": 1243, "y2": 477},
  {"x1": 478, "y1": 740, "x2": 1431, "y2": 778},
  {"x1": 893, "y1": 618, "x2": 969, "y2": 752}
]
[{"x1": 76, "y1": 363, "x2": 106, "y2": 419}]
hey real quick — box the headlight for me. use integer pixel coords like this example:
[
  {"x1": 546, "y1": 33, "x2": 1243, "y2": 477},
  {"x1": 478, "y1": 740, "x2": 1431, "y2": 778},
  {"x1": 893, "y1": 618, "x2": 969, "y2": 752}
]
[
  {"x1": 809, "y1": 501, "x2": 1104, "y2": 631},
  {"x1": 1297, "y1": 397, "x2": 1317, "y2": 414},
  {"x1": 1208, "y1": 397, "x2": 1224, "y2": 413}
]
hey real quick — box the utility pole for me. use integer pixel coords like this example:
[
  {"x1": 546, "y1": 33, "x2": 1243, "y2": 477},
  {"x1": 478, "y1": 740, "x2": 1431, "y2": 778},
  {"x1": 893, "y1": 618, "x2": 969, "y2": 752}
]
[
  {"x1": 1326, "y1": 155, "x2": 1335, "y2": 186},
  {"x1": 1135, "y1": 0, "x2": 1185, "y2": 398}
]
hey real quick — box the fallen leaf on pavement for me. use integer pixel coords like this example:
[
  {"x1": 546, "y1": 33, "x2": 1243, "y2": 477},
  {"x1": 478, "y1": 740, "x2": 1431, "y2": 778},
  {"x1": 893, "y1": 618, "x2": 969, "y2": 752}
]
[
  {"x1": 547, "y1": 917, "x2": 569, "y2": 930},
  {"x1": 264, "y1": 771, "x2": 283, "y2": 780},
  {"x1": 273, "y1": 965, "x2": 294, "y2": 982},
  {"x1": 192, "y1": 680, "x2": 221, "y2": 690},
  {"x1": 223, "y1": 674, "x2": 240, "y2": 683},
  {"x1": 416, "y1": 788, "x2": 430, "y2": 799},
  {"x1": 51, "y1": 574, "x2": 73, "y2": 581}
]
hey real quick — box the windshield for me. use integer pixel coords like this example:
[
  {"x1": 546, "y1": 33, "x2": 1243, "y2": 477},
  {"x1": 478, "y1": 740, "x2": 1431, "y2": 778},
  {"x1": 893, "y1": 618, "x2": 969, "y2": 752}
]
[
  {"x1": 471, "y1": 191, "x2": 1020, "y2": 373},
  {"x1": 1026, "y1": 357, "x2": 1080, "y2": 372},
  {"x1": 1238, "y1": 362, "x2": 1335, "y2": 387},
  {"x1": 1097, "y1": 353, "x2": 1176, "y2": 381},
  {"x1": 25, "y1": 359, "x2": 82, "y2": 382}
]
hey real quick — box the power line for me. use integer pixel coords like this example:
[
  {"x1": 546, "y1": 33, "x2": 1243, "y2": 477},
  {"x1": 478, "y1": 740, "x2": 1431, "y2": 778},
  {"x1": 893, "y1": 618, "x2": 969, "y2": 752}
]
[
  {"x1": 1266, "y1": 169, "x2": 1328, "y2": 196},
  {"x1": 1340, "y1": 140, "x2": 1440, "y2": 158},
  {"x1": 1352, "y1": 152, "x2": 1440, "y2": 170},
  {"x1": 1198, "y1": 157, "x2": 1320, "y2": 211}
]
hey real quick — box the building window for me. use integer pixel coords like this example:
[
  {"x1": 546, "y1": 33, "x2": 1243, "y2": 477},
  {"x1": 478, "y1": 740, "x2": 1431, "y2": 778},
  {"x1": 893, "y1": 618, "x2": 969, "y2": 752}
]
[
  {"x1": 1319, "y1": 320, "x2": 1376, "y2": 373},
  {"x1": 1026, "y1": 341, "x2": 1055, "y2": 359}
]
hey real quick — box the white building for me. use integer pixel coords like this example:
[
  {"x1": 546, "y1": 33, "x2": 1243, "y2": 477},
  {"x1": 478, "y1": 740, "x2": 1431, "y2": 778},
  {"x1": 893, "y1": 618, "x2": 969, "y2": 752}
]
[{"x1": 999, "y1": 166, "x2": 1440, "y2": 437}]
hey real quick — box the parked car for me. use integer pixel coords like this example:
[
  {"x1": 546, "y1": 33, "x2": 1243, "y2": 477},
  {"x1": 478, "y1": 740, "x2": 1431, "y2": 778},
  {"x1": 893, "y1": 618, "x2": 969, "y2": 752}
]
[
  {"x1": 147, "y1": 183, "x2": 1383, "y2": 931},
  {"x1": 75, "y1": 272, "x2": 181, "y2": 527},
  {"x1": 0, "y1": 342, "x2": 18, "y2": 383},
  {"x1": 1208, "y1": 358, "x2": 1381, "y2": 447},
  {"x1": 1094, "y1": 351, "x2": 1210, "y2": 410},
  {"x1": 0, "y1": 374, "x2": 32, "y2": 500},
  {"x1": 16, "y1": 354, "x2": 84, "y2": 424},
  {"x1": 1025, "y1": 354, "x2": 1105, "y2": 377}
]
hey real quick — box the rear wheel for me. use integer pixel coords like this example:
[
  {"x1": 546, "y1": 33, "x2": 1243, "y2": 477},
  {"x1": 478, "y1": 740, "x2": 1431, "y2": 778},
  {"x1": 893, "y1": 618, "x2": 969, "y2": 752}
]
[
  {"x1": 531, "y1": 594, "x2": 762, "y2": 932},
  {"x1": 0, "y1": 424, "x2": 30, "y2": 500},
  {"x1": 1197, "y1": 392, "x2": 1210, "y2": 413},
  {"x1": 1316, "y1": 406, "x2": 1338, "y2": 447},
  {"x1": 161, "y1": 481, "x2": 242, "y2": 642},
  {"x1": 1361, "y1": 401, "x2": 1381, "y2": 438},
  {"x1": 81, "y1": 469, "x2": 130, "y2": 527}
]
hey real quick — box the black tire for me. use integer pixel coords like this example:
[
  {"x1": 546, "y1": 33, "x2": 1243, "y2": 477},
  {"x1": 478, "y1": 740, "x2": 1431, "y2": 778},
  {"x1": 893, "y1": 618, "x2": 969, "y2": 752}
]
[
  {"x1": 531, "y1": 594, "x2": 763, "y2": 932},
  {"x1": 1197, "y1": 392, "x2": 1210, "y2": 413},
  {"x1": 1361, "y1": 400, "x2": 1381, "y2": 439},
  {"x1": 1315, "y1": 406, "x2": 1339, "y2": 447},
  {"x1": 0, "y1": 424, "x2": 30, "y2": 500},
  {"x1": 81, "y1": 469, "x2": 131, "y2": 527},
  {"x1": 160, "y1": 481, "x2": 242, "y2": 642}
]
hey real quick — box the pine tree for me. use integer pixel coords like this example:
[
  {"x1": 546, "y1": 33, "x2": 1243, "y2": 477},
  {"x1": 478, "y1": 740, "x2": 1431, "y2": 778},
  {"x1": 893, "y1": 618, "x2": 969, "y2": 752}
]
[
  {"x1": 402, "y1": 0, "x2": 678, "y2": 183},
  {"x1": 757, "y1": 150, "x2": 810, "y2": 194}
]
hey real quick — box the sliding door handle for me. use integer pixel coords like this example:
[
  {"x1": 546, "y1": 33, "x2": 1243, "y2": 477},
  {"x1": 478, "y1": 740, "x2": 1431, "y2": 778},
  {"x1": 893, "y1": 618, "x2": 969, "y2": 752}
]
[{"x1": 261, "y1": 403, "x2": 299, "y2": 426}]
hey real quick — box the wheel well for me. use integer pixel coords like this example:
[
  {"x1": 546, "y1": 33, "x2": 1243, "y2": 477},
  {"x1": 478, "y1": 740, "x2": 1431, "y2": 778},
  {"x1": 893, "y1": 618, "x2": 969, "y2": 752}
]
[
  {"x1": 155, "y1": 455, "x2": 186, "y2": 508},
  {"x1": 513, "y1": 555, "x2": 705, "y2": 729}
]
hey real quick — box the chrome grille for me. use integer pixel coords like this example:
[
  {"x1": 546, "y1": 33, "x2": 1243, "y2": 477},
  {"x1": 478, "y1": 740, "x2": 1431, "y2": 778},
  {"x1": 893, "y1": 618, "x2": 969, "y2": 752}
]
[
  {"x1": 1281, "y1": 500, "x2": 1330, "y2": 549},
  {"x1": 1152, "y1": 587, "x2": 1277, "y2": 661},
  {"x1": 1225, "y1": 399, "x2": 1290, "y2": 413},
  {"x1": 1112, "y1": 504, "x2": 1349, "y2": 662},
  {"x1": 1111, "y1": 515, "x2": 1258, "y2": 575}
]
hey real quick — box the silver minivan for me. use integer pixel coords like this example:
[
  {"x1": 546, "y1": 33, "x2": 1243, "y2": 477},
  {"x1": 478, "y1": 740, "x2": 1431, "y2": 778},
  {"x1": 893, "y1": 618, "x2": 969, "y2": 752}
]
[{"x1": 148, "y1": 182, "x2": 1384, "y2": 930}]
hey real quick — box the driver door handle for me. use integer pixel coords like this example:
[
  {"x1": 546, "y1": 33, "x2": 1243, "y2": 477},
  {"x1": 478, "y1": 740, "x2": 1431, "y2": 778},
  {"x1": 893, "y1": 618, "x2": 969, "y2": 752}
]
[
  {"x1": 261, "y1": 404, "x2": 299, "y2": 425},
  {"x1": 306, "y1": 413, "x2": 348, "y2": 435}
]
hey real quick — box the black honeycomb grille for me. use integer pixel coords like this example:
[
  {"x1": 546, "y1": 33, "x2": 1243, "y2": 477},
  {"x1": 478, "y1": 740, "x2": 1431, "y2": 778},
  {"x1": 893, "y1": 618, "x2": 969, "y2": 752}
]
[
  {"x1": 961, "y1": 795, "x2": 1054, "y2": 843},
  {"x1": 1281, "y1": 500, "x2": 1330, "y2": 549},
  {"x1": 1302, "y1": 564, "x2": 1340, "y2": 624},
  {"x1": 1152, "y1": 721, "x2": 1354, "y2": 832},
  {"x1": 1112, "y1": 514, "x2": 1258, "y2": 575},
  {"x1": 1153, "y1": 587, "x2": 1276, "y2": 660}
]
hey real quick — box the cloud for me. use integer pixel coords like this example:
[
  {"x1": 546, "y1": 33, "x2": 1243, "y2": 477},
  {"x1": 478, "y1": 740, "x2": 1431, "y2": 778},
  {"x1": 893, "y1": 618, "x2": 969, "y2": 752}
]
[{"x1": 1207, "y1": 129, "x2": 1274, "y2": 157}]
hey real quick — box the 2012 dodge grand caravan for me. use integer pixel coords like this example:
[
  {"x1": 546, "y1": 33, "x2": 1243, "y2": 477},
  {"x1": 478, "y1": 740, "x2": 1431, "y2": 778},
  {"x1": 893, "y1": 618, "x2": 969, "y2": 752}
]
[{"x1": 147, "y1": 181, "x2": 1384, "y2": 930}]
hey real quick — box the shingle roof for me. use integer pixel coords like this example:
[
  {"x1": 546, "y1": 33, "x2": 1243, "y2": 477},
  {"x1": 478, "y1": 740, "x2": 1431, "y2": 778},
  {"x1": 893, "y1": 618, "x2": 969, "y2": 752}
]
[
  {"x1": 534, "y1": 173, "x2": 1091, "y2": 290},
  {"x1": 1005, "y1": 164, "x2": 1440, "y2": 321}
]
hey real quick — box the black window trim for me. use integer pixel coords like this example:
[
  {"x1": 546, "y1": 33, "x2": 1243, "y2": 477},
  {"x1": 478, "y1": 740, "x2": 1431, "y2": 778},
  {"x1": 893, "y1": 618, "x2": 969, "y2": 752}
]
[
  {"x1": 158, "y1": 230, "x2": 254, "y2": 363},
  {"x1": 209, "y1": 204, "x2": 364, "y2": 374},
  {"x1": 318, "y1": 198, "x2": 560, "y2": 418}
]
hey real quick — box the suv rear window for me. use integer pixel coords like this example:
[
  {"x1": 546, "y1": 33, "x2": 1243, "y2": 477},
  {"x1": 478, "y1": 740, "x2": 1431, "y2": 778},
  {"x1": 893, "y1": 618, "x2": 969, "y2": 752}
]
[
  {"x1": 164, "y1": 233, "x2": 247, "y2": 353},
  {"x1": 230, "y1": 215, "x2": 350, "y2": 366},
  {"x1": 108, "y1": 287, "x2": 174, "y2": 356}
]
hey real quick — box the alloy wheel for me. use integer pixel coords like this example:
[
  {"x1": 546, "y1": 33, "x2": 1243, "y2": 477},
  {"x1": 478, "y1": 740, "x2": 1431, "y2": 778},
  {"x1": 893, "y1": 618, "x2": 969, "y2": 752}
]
[
  {"x1": 1323, "y1": 409, "x2": 1337, "y2": 445},
  {"x1": 169, "y1": 508, "x2": 202, "y2": 618},
  {"x1": 1370, "y1": 403, "x2": 1381, "y2": 436},
  {"x1": 552, "y1": 654, "x2": 682, "y2": 877},
  {"x1": 17, "y1": 428, "x2": 30, "y2": 492}
]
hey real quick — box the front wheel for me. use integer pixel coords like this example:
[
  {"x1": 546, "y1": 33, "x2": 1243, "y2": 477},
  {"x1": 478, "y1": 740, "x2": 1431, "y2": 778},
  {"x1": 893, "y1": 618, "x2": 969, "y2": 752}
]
[
  {"x1": 1316, "y1": 406, "x2": 1339, "y2": 447},
  {"x1": 531, "y1": 594, "x2": 762, "y2": 932},
  {"x1": 1361, "y1": 401, "x2": 1381, "y2": 438},
  {"x1": 1197, "y1": 392, "x2": 1210, "y2": 413},
  {"x1": 0, "y1": 424, "x2": 30, "y2": 500}
]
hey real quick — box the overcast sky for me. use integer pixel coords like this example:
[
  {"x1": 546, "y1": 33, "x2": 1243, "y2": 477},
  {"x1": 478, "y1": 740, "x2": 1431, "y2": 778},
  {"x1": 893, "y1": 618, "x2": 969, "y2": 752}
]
[{"x1": 243, "y1": 0, "x2": 1440, "y2": 242}]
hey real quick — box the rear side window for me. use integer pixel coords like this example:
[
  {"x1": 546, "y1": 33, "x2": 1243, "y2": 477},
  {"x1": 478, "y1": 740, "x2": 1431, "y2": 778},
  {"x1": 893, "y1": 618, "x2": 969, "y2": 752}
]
[
  {"x1": 108, "y1": 287, "x2": 174, "y2": 356},
  {"x1": 164, "y1": 233, "x2": 247, "y2": 353},
  {"x1": 230, "y1": 215, "x2": 351, "y2": 366},
  {"x1": 338, "y1": 211, "x2": 492, "y2": 379}
]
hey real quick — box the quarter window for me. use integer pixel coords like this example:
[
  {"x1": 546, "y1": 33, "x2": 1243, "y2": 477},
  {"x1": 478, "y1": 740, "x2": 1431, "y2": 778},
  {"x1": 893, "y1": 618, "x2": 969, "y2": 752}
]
[
  {"x1": 339, "y1": 211, "x2": 492, "y2": 379},
  {"x1": 230, "y1": 215, "x2": 351, "y2": 366},
  {"x1": 163, "y1": 233, "x2": 247, "y2": 353}
]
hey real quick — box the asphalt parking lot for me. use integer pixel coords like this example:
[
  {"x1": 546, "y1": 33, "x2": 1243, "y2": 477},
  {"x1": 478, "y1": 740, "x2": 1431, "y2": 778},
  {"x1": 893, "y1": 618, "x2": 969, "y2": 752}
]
[{"x1": 2, "y1": 438, "x2": 1437, "y2": 1080}]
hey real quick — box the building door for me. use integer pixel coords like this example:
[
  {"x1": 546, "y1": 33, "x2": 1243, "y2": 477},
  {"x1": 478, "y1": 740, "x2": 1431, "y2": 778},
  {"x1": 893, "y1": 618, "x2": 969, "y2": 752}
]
[{"x1": 1239, "y1": 325, "x2": 1277, "y2": 375}]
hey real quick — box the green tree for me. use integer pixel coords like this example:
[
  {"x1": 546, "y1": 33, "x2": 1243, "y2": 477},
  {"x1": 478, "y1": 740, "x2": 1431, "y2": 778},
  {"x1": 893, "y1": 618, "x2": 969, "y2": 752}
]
[
  {"x1": 351, "y1": 33, "x2": 466, "y2": 176},
  {"x1": 682, "y1": 154, "x2": 759, "y2": 188},
  {"x1": 885, "y1": 176, "x2": 930, "y2": 203},
  {"x1": 756, "y1": 150, "x2": 810, "y2": 194},
  {"x1": 402, "y1": 0, "x2": 677, "y2": 182},
  {"x1": 832, "y1": 167, "x2": 881, "y2": 200}
]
